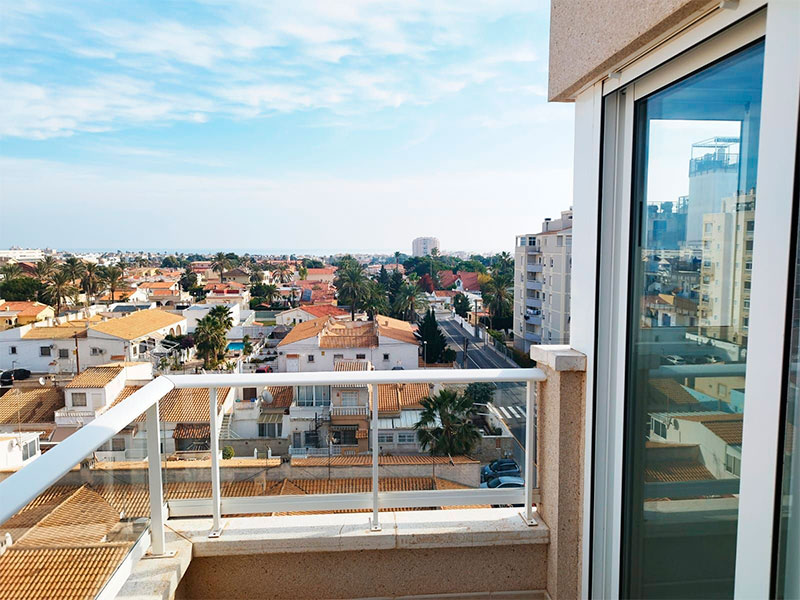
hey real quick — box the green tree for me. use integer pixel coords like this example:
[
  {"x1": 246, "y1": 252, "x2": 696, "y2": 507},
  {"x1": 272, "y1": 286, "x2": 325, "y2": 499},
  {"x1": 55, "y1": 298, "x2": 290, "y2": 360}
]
[
  {"x1": 414, "y1": 389, "x2": 481, "y2": 456},
  {"x1": 179, "y1": 268, "x2": 198, "y2": 292},
  {"x1": 392, "y1": 281, "x2": 428, "y2": 322},
  {"x1": 194, "y1": 309, "x2": 231, "y2": 368},
  {"x1": 161, "y1": 255, "x2": 181, "y2": 269},
  {"x1": 303, "y1": 258, "x2": 324, "y2": 269},
  {"x1": 242, "y1": 334, "x2": 253, "y2": 356},
  {"x1": 453, "y1": 293, "x2": 471, "y2": 318},
  {"x1": 222, "y1": 446, "x2": 235, "y2": 459},
  {"x1": 297, "y1": 265, "x2": 308, "y2": 280},
  {"x1": 1, "y1": 263, "x2": 24, "y2": 281},
  {"x1": 33, "y1": 257, "x2": 58, "y2": 283},
  {"x1": 260, "y1": 283, "x2": 280, "y2": 306},
  {"x1": 271, "y1": 263, "x2": 291, "y2": 284},
  {"x1": 63, "y1": 257, "x2": 86, "y2": 283},
  {"x1": 334, "y1": 261, "x2": 368, "y2": 319},
  {"x1": 81, "y1": 262, "x2": 101, "y2": 305},
  {"x1": 482, "y1": 271, "x2": 513, "y2": 330},
  {"x1": 100, "y1": 266, "x2": 125, "y2": 305},
  {"x1": 361, "y1": 281, "x2": 390, "y2": 320},
  {"x1": 491, "y1": 252, "x2": 514, "y2": 278},
  {"x1": 418, "y1": 309, "x2": 448, "y2": 363},
  {"x1": 0, "y1": 277, "x2": 43, "y2": 301},
  {"x1": 45, "y1": 270, "x2": 76, "y2": 316},
  {"x1": 377, "y1": 265, "x2": 390, "y2": 288},
  {"x1": 211, "y1": 252, "x2": 231, "y2": 282},
  {"x1": 463, "y1": 382, "x2": 494, "y2": 407}
]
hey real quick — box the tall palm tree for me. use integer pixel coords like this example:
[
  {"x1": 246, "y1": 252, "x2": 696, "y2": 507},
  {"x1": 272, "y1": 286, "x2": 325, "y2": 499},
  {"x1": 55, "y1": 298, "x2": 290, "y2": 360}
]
[
  {"x1": 334, "y1": 261, "x2": 368, "y2": 319},
  {"x1": 211, "y1": 252, "x2": 231, "y2": 282},
  {"x1": 483, "y1": 272, "x2": 513, "y2": 330},
  {"x1": 493, "y1": 251, "x2": 514, "y2": 278},
  {"x1": 46, "y1": 270, "x2": 75, "y2": 316},
  {"x1": 298, "y1": 265, "x2": 308, "y2": 280},
  {"x1": 261, "y1": 284, "x2": 280, "y2": 306},
  {"x1": 361, "y1": 281, "x2": 390, "y2": 320},
  {"x1": 208, "y1": 304, "x2": 234, "y2": 331},
  {"x1": 33, "y1": 257, "x2": 57, "y2": 283},
  {"x1": 392, "y1": 281, "x2": 428, "y2": 322},
  {"x1": 100, "y1": 266, "x2": 124, "y2": 304},
  {"x1": 81, "y1": 263, "x2": 101, "y2": 305},
  {"x1": 271, "y1": 263, "x2": 291, "y2": 284},
  {"x1": 194, "y1": 315, "x2": 227, "y2": 368},
  {"x1": 0, "y1": 263, "x2": 24, "y2": 281},
  {"x1": 394, "y1": 251, "x2": 401, "y2": 270},
  {"x1": 63, "y1": 257, "x2": 86, "y2": 283},
  {"x1": 414, "y1": 389, "x2": 481, "y2": 456}
]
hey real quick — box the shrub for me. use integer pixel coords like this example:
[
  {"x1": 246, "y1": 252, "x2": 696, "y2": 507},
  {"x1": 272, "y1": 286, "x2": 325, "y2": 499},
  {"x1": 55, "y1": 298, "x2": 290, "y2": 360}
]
[{"x1": 222, "y1": 446, "x2": 235, "y2": 460}]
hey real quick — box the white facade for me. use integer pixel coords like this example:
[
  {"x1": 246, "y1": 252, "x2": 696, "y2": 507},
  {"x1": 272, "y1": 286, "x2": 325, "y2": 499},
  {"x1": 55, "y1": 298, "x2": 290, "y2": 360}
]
[
  {"x1": 513, "y1": 209, "x2": 573, "y2": 352},
  {"x1": 412, "y1": 237, "x2": 440, "y2": 257},
  {"x1": 0, "y1": 431, "x2": 42, "y2": 469},
  {"x1": 277, "y1": 336, "x2": 418, "y2": 373},
  {"x1": 183, "y1": 303, "x2": 241, "y2": 334}
]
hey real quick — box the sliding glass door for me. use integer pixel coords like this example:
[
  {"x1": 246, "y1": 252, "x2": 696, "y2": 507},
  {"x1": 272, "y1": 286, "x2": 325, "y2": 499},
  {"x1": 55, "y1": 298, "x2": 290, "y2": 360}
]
[{"x1": 622, "y1": 42, "x2": 764, "y2": 600}]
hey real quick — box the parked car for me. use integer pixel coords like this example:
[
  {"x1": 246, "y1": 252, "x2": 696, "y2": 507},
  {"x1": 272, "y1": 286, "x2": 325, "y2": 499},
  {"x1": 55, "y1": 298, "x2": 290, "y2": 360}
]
[
  {"x1": 0, "y1": 368, "x2": 31, "y2": 385},
  {"x1": 255, "y1": 366, "x2": 273, "y2": 373},
  {"x1": 661, "y1": 355, "x2": 686, "y2": 365},
  {"x1": 480, "y1": 476, "x2": 525, "y2": 489},
  {"x1": 481, "y1": 459, "x2": 521, "y2": 482}
]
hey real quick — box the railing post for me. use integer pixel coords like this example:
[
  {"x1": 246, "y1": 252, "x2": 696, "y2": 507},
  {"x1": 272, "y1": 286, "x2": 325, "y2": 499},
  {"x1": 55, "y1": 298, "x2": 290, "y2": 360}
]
[
  {"x1": 522, "y1": 379, "x2": 538, "y2": 526},
  {"x1": 369, "y1": 383, "x2": 381, "y2": 531},
  {"x1": 208, "y1": 387, "x2": 223, "y2": 537},
  {"x1": 145, "y1": 402, "x2": 167, "y2": 554}
]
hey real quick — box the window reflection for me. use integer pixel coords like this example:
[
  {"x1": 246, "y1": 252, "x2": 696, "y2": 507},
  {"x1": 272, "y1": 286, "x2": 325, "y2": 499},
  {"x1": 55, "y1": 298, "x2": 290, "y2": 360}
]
[{"x1": 623, "y1": 41, "x2": 764, "y2": 599}]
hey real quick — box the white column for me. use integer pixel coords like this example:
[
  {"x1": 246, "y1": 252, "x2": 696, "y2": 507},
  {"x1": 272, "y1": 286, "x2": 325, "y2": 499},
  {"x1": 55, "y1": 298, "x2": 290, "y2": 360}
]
[
  {"x1": 370, "y1": 384, "x2": 380, "y2": 531},
  {"x1": 209, "y1": 387, "x2": 222, "y2": 537},
  {"x1": 522, "y1": 379, "x2": 537, "y2": 526},
  {"x1": 145, "y1": 402, "x2": 166, "y2": 555}
]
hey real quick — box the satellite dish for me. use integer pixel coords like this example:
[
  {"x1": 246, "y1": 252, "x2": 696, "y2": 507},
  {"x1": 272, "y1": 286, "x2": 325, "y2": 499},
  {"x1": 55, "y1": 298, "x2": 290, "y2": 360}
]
[
  {"x1": 260, "y1": 389, "x2": 274, "y2": 405},
  {"x1": 38, "y1": 377, "x2": 46, "y2": 386}
]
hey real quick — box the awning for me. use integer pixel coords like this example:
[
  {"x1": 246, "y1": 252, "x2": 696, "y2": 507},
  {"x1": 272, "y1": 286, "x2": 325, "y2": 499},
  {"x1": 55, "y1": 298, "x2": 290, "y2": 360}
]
[
  {"x1": 257, "y1": 413, "x2": 283, "y2": 424},
  {"x1": 50, "y1": 426, "x2": 79, "y2": 443},
  {"x1": 174, "y1": 423, "x2": 210, "y2": 439}
]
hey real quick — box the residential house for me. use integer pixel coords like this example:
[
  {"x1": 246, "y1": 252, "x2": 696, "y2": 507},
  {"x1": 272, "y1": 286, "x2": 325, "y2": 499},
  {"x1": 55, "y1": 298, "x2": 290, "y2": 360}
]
[
  {"x1": 437, "y1": 271, "x2": 481, "y2": 294},
  {"x1": 374, "y1": 382, "x2": 431, "y2": 453},
  {"x1": 183, "y1": 303, "x2": 241, "y2": 334},
  {"x1": 0, "y1": 431, "x2": 42, "y2": 469},
  {"x1": 136, "y1": 281, "x2": 191, "y2": 307},
  {"x1": 220, "y1": 268, "x2": 253, "y2": 286},
  {"x1": 97, "y1": 287, "x2": 149, "y2": 304},
  {"x1": 276, "y1": 315, "x2": 419, "y2": 372},
  {"x1": 0, "y1": 301, "x2": 55, "y2": 331},
  {"x1": 304, "y1": 267, "x2": 336, "y2": 284},
  {"x1": 85, "y1": 309, "x2": 188, "y2": 365},
  {"x1": 0, "y1": 387, "x2": 64, "y2": 452},
  {"x1": 275, "y1": 304, "x2": 349, "y2": 326},
  {"x1": 203, "y1": 282, "x2": 250, "y2": 309},
  {"x1": 229, "y1": 385, "x2": 292, "y2": 445}
]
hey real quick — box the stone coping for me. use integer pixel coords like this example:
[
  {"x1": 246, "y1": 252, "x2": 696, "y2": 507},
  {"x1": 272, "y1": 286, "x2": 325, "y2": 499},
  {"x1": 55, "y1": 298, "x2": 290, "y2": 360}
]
[
  {"x1": 529, "y1": 345, "x2": 586, "y2": 372},
  {"x1": 118, "y1": 529, "x2": 192, "y2": 600},
  {"x1": 169, "y1": 507, "x2": 549, "y2": 557}
]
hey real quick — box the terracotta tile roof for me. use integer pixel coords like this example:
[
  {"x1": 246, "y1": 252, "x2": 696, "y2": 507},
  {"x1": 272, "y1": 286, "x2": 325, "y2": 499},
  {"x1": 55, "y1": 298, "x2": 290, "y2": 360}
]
[
  {"x1": 22, "y1": 325, "x2": 87, "y2": 340},
  {"x1": 98, "y1": 288, "x2": 137, "y2": 302},
  {"x1": 649, "y1": 378, "x2": 700, "y2": 406},
  {"x1": 173, "y1": 423, "x2": 210, "y2": 439},
  {"x1": 65, "y1": 365, "x2": 124, "y2": 389},
  {"x1": 279, "y1": 315, "x2": 417, "y2": 349},
  {"x1": 138, "y1": 281, "x2": 176, "y2": 289},
  {"x1": 0, "y1": 544, "x2": 131, "y2": 600},
  {"x1": 89, "y1": 309, "x2": 184, "y2": 340},
  {"x1": 306, "y1": 267, "x2": 336, "y2": 275},
  {"x1": 334, "y1": 360, "x2": 371, "y2": 372},
  {"x1": 300, "y1": 304, "x2": 348, "y2": 318},
  {"x1": 276, "y1": 316, "x2": 328, "y2": 347},
  {"x1": 433, "y1": 290, "x2": 458, "y2": 298},
  {"x1": 677, "y1": 413, "x2": 744, "y2": 445},
  {"x1": 291, "y1": 455, "x2": 477, "y2": 467},
  {"x1": 374, "y1": 383, "x2": 430, "y2": 414},
  {"x1": 204, "y1": 282, "x2": 245, "y2": 291},
  {"x1": 133, "y1": 387, "x2": 230, "y2": 423},
  {"x1": 656, "y1": 293, "x2": 698, "y2": 312},
  {"x1": 0, "y1": 387, "x2": 64, "y2": 424},
  {"x1": 645, "y1": 461, "x2": 714, "y2": 483},
  {"x1": 265, "y1": 386, "x2": 293, "y2": 408},
  {"x1": 375, "y1": 315, "x2": 418, "y2": 345},
  {"x1": 0, "y1": 301, "x2": 53, "y2": 318},
  {"x1": 437, "y1": 271, "x2": 481, "y2": 292}
]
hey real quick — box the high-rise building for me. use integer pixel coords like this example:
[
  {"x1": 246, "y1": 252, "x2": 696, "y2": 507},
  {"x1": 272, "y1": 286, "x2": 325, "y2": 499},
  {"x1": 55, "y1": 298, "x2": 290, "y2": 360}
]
[
  {"x1": 513, "y1": 209, "x2": 572, "y2": 353},
  {"x1": 411, "y1": 237, "x2": 440, "y2": 257}
]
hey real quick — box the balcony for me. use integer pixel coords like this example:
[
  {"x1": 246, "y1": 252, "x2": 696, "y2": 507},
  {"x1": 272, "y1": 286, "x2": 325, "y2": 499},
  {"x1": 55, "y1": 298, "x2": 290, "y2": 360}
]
[
  {"x1": 526, "y1": 297, "x2": 543, "y2": 308},
  {"x1": 527, "y1": 263, "x2": 543, "y2": 273},
  {"x1": 526, "y1": 280, "x2": 543, "y2": 291},
  {"x1": 525, "y1": 331, "x2": 542, "y2": 343},
  {"x1": 0, "y1": 349, "x2": 588, "y2": 600},
  {"x1": 330, "y1": 405, "x2": 369, "y2": 418}
]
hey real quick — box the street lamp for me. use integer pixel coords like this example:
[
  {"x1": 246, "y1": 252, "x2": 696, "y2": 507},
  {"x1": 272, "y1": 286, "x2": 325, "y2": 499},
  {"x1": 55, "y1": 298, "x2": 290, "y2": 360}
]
[{"x1": 422, "y1": 341, "x2": 428, "y2": 365}]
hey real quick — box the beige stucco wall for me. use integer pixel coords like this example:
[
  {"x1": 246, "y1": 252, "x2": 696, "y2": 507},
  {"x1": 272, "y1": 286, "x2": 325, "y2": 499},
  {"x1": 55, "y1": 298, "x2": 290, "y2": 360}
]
[
  {"x1": 177, "y1": 545, "x2": 548, "y2": 599},
  {"x1": 548, "y1": 0, "x2": 716, "y2": 101}
]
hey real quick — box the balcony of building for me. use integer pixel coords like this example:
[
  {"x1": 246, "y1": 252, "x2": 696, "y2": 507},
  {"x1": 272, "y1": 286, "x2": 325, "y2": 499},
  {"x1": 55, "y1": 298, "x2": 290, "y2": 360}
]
[
  {"x1": 526, "y1": 280, "x2": 543, "y2": 291},
  {"x1": 0, "y1": 347, "x2": 588, "y2": 600},
  {"x1": 526, "y1": 296, "x2": 543, "y2": 309},
  {"x1": 527, "y1": 263, "x2": 544, "y2": 273}
]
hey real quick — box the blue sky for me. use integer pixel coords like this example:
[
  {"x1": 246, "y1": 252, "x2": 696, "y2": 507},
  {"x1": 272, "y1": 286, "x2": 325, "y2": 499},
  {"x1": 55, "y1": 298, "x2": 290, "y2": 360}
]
[{"x1": 0, "y1": 1, "x2": 574, "y2": 255}]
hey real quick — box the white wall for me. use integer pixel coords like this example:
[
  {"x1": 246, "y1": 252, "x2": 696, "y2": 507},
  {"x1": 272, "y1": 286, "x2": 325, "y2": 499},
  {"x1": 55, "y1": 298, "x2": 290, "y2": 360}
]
[{"x1": 277, "y1": 337, "x2": 418, "y2": 372}]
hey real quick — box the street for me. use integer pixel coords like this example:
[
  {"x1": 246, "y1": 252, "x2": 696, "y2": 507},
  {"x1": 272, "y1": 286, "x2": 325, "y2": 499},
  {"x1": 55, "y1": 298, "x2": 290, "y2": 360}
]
[{"x1": 438, "y1": 316, "x2": 533, "y2": 479}]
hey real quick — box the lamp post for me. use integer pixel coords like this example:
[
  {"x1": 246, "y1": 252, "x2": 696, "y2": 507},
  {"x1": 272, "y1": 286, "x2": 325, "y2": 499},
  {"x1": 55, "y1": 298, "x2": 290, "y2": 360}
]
[{"x1": 423, "y1": 341, "x2": 428, "y2": 365}]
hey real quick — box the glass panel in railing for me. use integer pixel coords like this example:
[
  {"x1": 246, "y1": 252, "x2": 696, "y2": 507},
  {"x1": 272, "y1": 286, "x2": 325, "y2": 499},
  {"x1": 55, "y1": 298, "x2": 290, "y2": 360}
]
[{"x1": 0, "y1": 426, "x2": 152, "y2": 599}]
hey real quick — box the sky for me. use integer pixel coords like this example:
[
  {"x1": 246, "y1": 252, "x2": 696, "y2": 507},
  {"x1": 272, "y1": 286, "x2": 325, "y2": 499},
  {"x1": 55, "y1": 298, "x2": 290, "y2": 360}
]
[{"x1": 0, "y1": 1, "x2": 574, "y2": 255}]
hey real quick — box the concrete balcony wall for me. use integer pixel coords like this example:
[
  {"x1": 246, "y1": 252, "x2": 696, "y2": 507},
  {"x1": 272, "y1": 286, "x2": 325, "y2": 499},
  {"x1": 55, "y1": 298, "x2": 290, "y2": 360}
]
[
  {"x1": 527, "y1": 263, "x2": 544, "y2": 273},
  {"x1": 526, "y1": 281, "x2": 543, "y2": 291},
  {"x1": 526, "y1": 297, "x2": 543, "y2": 309}
]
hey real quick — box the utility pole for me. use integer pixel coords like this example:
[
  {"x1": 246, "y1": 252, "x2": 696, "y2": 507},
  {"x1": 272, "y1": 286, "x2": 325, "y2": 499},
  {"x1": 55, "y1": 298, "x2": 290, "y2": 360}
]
[
  {"x1": 73, "y1": 332, "x2": 80, "y2": 374},
  {"x1": 462, "y1": 337, "x2": 469, "y2": 368}
]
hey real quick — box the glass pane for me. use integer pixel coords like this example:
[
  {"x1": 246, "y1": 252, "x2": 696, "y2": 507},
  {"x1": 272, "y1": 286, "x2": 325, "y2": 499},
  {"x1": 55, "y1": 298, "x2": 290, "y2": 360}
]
[
  {"x1": 775, "y1": 132, "x2": 800, "y2": 598},
  {"x1": 622, "y1": 41, "x2": 764, "y2": 599}
]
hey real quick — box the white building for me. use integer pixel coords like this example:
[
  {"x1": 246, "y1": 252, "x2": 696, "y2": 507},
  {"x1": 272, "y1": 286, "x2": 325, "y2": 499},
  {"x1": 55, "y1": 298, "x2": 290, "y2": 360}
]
[
  {"x1": 276, "y1": 315, "x2": 419, "y2": 373},
  {"x1": 412, "y1": 237, "x2": 440, "y2": 257},
  {"x1": 274, "y1": 304, "x2": 349, "y2": 326},
  {"x1": 0, "y1": 431, "x2": 42, "y2": 469},
  {"x1": 513, "y1": 209, "x2": 573, "y2": 352},
  {"x1": 183, "y1": 303, "x2": 241, "y2": 334}
]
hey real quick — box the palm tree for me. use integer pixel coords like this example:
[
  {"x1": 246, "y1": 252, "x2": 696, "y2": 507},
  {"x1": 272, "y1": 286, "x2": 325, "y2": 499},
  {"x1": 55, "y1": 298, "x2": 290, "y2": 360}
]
[
  {"x1": 414, "y1": 389, "x2": 481, "y2": 456},
  {"x1": 334, "y1": 261, "x2": 368, "y2": 319},
  {"x1": 298, "y1": 265, "x2": 308, "y2": 280},
  {"x1": 81, "y1": 263, "x2": 101, "y2": 305},
  {"x1": 394, "y1": 251, "x2": 401, "y2": 270},
  {"x1": 0, "y1": 263, "x2": 24, "y2": 281},
  {"x1": 63, "y1": 257, "x2": 86, "y2": 283},
  {"x1": 45, "y1": 270, "x2": 76, "y2": 316},
  {"x1": 242, "y1": 334, "x2": 253, "y2": 356},
  {"x1": 208, "y1": 304, "x2": 234, "y2": 331},
  {"x1": 33, "y1": 257, "x2": 57, "y2": 283},
  {"x1": 211, "y1": 252, "x2": 231, "y2": 282},
  {"x1": 492, "y1": 251, "x2": 514, "y2": 278},
  {"x1": 261, "y1": 284, "x2": 280, "y2": 306},
  {"x1": 100, "y1": 266, "x2": 124, "y2": 304},
  {"x1": 194, "y1": 315, "x2": 227, "y2": 368},
  {"x1": 392, "y1": 281, "x2": 428, "y2": 322},
  {"x1": 271, "y1": 263, "x2": 291, "y2": 284},
  {"x1": 483, "y1": 272, "x2": 513, "y2": 330},
  {"x1": 361, "y1": 281, "x2": 390, "y2": 320}
]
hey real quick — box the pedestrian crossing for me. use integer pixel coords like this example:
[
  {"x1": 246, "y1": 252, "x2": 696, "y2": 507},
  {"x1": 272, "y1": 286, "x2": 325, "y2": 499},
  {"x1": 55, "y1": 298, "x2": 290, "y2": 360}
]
[{"x1": 488, "y1": 402, "x2": 526, "y2": 422}]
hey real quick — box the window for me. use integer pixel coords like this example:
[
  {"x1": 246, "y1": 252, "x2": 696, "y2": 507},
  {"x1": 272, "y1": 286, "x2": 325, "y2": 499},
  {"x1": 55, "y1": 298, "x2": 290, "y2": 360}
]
[
  {"x1": 91, "y1": 347, "x2": 102, "y2": 356},
  {"x1": 333, "y1": 354, "x2": 343, "y2": 361},
  {"x1": 307, "y1": 354, "x2": 315, "y2": 363},
  {"x1": 333, "y1": 428, "x2": 357, "y2": 445},
  {"x1": 341, "y1": 391, "x2": 359, "y2": 406},
  {"x1": 297, "y1": 385, "x2": 330, "y2": 406},
  {"x1": 9, "y1": 346, "x2": 16, "y2": 355},
  {"x1": 356, "y1": 353, "x2": 366, "y2": 360},
  {"x1": 717, "y1": 383, "x2": 728, "y2": 397},
  {"x1": 39, "y1": 346, "x2": 51, "y2": 357},
  {"x1": 378, "y1": 433, "x2": 393, "y2": 444},
  {"x1": 620, "y1": 40, "x2": 763, "y2": 598},
  {"x1": 383, "y1": 353, "x2": 390, "y2": 361},
  {"x1": 58, "y1": 348, "x2": 69, "y2": 359},
  {"x1": 397, "y1": 433, "x2": 416, "y2": 444},
  {"x1": 725, "y1": 452, "x2": 741, "y2": 476},
  {"x1": 258, "y1": 423, "x2": 282, "y2": 438},
  {"x1": 243, "y1": 387, "x2": 257, "y2": 401},
  {"x1": 71, "y1": 392, "x2": 87, "y2": 407}
]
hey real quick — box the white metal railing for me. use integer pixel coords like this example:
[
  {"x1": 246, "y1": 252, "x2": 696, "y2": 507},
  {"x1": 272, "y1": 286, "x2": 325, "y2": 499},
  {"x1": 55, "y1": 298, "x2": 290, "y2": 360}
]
[
  {"x1": 0, "y1": 367, "x2": 545, "y2": 554},
  {"x1": 288, "y1": 445, "x2": 343, "y2": 457},
  {"x1": 330, "y1": 405, "x2": 369, "y2": 417}
]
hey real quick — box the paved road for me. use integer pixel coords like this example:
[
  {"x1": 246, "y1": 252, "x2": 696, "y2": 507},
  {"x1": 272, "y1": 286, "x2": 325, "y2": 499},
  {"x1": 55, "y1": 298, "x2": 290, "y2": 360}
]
[{"x1": 438, "y1": 317, "x2": 533, "y2": 480}]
